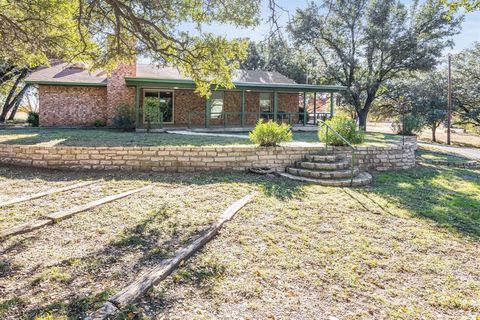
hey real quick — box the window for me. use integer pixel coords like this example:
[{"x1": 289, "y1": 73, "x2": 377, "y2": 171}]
[
  {"x1": 259, "y1": 92, "x2": 272, "y2": 113},
  {"x1": 210, "y1": 91, "x2": 224, "y2": 119},
  {"x1": 143, "y1": 90, "x2": 173, "y2": 124}
]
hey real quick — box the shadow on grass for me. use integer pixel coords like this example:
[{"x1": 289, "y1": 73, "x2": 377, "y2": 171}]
[
  {"x1": 0, "y1": 166, "x2": 304, "y2": 318},
  {"x1": 370, "y1": 164, "x2": 480, "y2": 239}
]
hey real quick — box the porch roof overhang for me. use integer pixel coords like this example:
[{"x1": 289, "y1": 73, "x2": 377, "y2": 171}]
[{"x1": 124, "y1": 77, "x2": 346, "y2": 93}]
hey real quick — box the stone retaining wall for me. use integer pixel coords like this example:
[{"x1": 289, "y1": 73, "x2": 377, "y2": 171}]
[{"x1": 0, "y1": 137, "x2": 416, "y2": 173}]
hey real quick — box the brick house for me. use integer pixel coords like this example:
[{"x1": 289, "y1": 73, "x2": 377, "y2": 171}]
[{"x1": 25, "y1": 60, "x2": 345, "y2": 129}]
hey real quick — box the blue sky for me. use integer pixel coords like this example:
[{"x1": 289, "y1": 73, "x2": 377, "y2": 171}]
[{"x1": 188, "y1": 0, "x2": 480, "y2": 54}]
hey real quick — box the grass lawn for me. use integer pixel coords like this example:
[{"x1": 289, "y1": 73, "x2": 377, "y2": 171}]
[
  {"x1": 0, "y1": 162, "x2": 479, "y2": 319},
  {"x1": 0, "y1": 128, "x2": 402, "y2": 147},
  {"x1": 416, "y1": 147, "x2": 474, "y2": 163}
]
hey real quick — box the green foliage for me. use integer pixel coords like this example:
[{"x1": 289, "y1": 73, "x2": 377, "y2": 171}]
[
  {"x1": 453, "y1": 42, "x2": 480, "y2": 128},
  {"x1": 249, "y1": 120, "x2": 293, "y2": 147},
  {"x1": 144, "y1": 98, "x2": 162, "y2": 123},
  {"x1": 392, "y1": 113, "x2": 424, "y2": 135},
  {"x1": 444, "y1": 0, "x2": 480, "y2": 12},
  {"x1": 240, "y1": 38, "x2": 316, "y2": 84},
  {"x1": 26, "y1": 111, "x2": 38, "y2": 127},
  {"x1": 1, "y1": 0, "x2": 261, "y2": 97},
  {"x1": 318, "y1": 116, "x2": 365, "y2": 146},
  {"x1": 93, "y1": 119, "x2": 106, "y2": 127},
  {"x1": 288, "y1": 0, "x2": 461, "y2": 127},
  {"x1": 113, "y1": 104, "x2": 135, "y2": 131}
]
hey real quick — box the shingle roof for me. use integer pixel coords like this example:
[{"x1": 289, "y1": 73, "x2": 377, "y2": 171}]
[
  {"x1": 26, "y1": 61, "x2": 108, "y2": 85},
  {"x1": 25, "y1": 61, "x2": 296, "y2": 86},
  {"x1": 136, "y1": 64, "x2": 296, "y2": 84}
]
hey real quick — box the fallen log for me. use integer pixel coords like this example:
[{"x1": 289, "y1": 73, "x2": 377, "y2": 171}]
[
  {"x1": 0, "y1": 181, "x2": 96, "y2": 208},
  {"x1": 88, "y1": 192, "x2": 256, "y2": 320}
]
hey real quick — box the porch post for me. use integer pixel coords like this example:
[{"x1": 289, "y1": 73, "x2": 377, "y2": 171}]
[
  {"x1": 303, "y1": 92, "x2": 307, "y2": 125},
  {"x1": 135, "y1": 86, "x2": 140, "y2": 128},
  {"x1": 273, "y1": 91, "x2": 278, "y2": 122},
  {"x1": 205, "y1": 97, "x2": 211, "y2": 128},
  {"x1": 330, "y1": 92, "x2": 334, "y2": 118},
  {"x1": 313, "y1": 92, "x2": 317, "y2": 125},
  {"x1": 241, "y1": 90, "x2": 245, "y2": 127}
]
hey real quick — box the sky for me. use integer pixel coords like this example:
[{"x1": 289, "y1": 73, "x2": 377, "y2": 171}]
[{"x1": 185, "y1": 0, "x2": 480, "y2": 54}]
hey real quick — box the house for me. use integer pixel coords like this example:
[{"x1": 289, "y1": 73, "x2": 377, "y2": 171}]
[{"x1": 25, "y1": 60, "x2": 345, "y2": 129}]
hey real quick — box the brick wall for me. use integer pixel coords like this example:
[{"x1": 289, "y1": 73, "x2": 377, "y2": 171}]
[
  {"x1": 0, "y1": 137, "x2": 416, "y2": 173},
  {"x1": 38, "y1": 86, "x2": 108, "y2": 126},
  {"x1": 106, "y1": 63, "x2": 136, "y2": 125}
]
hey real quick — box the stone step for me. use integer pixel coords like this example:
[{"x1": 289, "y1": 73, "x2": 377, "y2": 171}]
[
  {"x1": 304, "y1": 154, "x2": 343, "y2": 162},
  {"x1": 279, "y1": 171, "x2": 372, "y2": 187},
  {"x1": 286, "y1": 167, "x2": 359, "y2": 179},
  {"x1": 296, "y1": 160, "x2": 350, "y2": 171}
]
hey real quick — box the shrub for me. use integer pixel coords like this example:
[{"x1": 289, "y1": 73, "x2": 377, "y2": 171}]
[
  {"x1": 93, "y1": 119, "x2": 106, "y2": 127},
  {"x1": 249, "y1": 120, "x2": 293, "y2": 147},
  {"x1": 318, "y1": 116, "x2": 364, "y2": 146},
  {"x1": 27, "y1": 112, "x2": 39, "y2": 127},
  {"x1": 392, "y1": 113, "x2": 424, "y2": 135},
  {"x1": 113, "y1": 104, "x2": 135, "y2": 131}
]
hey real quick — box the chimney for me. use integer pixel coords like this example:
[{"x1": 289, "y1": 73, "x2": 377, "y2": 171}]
[{"x1": 106, "y1": 35, "x2": 137, "y2": 125}]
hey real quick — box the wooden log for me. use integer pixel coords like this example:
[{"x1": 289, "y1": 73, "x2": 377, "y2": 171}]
[
  {"x1": 88, "y1": 302, "x2": 119, "y2": 320},
  {"x1": 88, "y1": 192, "x2": 255, "y2": 319},
  {"x1": 0, "y1": 219, "x2": 52, "y2": 240},
  {"x1": 1, "y1": 185, "x2": 152, "y2": 241},
  {"x1": 0, "y1": 181, "x2": 96, "y2": 208},
  {"x1": 45, "y1": 185, "x2": 152, "y2": 222}
]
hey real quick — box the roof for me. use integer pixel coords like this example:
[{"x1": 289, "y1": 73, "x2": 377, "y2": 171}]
[
  {"x1": 26, "y1": 61, "x2": 108, "y2": 86},
  {"x1": 25, "y1": 62, "x2": 346, "y2": 92},
  {"x1": 136, "y1": 64, "x2": 296, "y2": 84}
]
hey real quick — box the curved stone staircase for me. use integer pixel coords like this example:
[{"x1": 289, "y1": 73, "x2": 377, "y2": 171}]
[{"x1": 279, "y1": 153, "x2": 372, "y2": 187}]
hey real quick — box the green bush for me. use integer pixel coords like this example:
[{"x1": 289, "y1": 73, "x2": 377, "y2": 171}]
[
  {"x1": 113, "y1": 104, "x2": 135, "y2": 131},
  {"x1": 392, "y1": 113, "x2": 424, "y2": 135},
  {"x1": 27, "y1": 112, "x2": 39, "y2": 127},
  {"x1": 318, "y1": 116, "x2": 364, "y2": 146},
  {"x1": 93, "y1": 119, "x2": 107, "y2": 127},
  {"x1": 249, "y1": 120, "x2": 293, "y2": 147}
]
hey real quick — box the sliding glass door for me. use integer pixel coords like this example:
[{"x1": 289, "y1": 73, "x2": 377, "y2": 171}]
[{"x1": 143, "y1": 90, "x2": 174, "y2": 124}]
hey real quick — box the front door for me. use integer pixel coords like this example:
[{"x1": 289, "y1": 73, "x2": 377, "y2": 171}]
[{"x1": 143, "y1": 90, "x2": 174, "y2": 125}]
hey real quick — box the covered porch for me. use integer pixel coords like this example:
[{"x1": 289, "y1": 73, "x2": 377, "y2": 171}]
[{"x1": 125, "y1": 77, "x2": 346, "y2": 131}]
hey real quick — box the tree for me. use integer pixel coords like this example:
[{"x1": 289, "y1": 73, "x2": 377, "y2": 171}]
[
  {"x1": 288, "y1": 0, "x2": 461, "y2": 129},
  {"x1": 240, "y1": 38, "x2": 315, "y2": 84},
  {"x1": 385, "y1": 72, "x2": 448, "y2": 141},
  {"x1": 452, "y1": 42, "x2": 480, "y2": 128},
  {"x1": 1, "y1": 0, "x2": 261, "y2": 96}
]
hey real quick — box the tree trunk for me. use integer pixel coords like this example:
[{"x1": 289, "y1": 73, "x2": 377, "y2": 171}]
[
  {"x1": 7, "y1": 84, "x2": 30, "y2": 121},
  {"x1": 357, "y1": 109, "x2": 368, "y2": 131},
  {"x1": 7, "y1": 98, "x2": 21, "y2": 121},
  {"x1": 432, "y1": 125, "x2": 436, "y2": 142}
]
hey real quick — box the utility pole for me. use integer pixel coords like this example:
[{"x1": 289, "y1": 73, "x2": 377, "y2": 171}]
[{"x1": 447, "y1": 54, "x2": 452, "y2": 145}]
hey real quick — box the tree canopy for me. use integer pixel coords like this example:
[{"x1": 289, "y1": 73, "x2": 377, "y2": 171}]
[
  {"x1": 0, "y1": 0, "x2": 261, "y2": 96},
  {"x1": 288, "y1": 0, "x2": 461, "y2": 129},
  {"x1": 453, "y1": 42, "x2": 480, "y2": 127},
  {"x1": 240, "y1": 38, "x2": 315, "y2": 84}
]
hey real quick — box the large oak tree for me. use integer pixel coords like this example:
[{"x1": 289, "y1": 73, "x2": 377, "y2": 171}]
[{"x1": 288, "y1": 0, "x2": 461, "y2": 129}]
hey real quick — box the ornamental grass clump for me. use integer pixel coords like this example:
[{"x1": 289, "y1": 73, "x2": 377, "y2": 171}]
[
  {"x1": 249, "y1": 120, "x2": 293, "y2": 147},
  {"x1": 318, "y1": 116, "x2": 364, "y2": 146}
]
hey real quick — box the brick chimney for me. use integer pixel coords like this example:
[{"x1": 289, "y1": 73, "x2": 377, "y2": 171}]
[{"x1": 106, "y1": 35, "x2": 137, "y2": 125}]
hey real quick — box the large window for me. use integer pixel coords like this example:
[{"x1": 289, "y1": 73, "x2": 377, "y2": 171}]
[
  {"x1": 143, "y1": 90, "x2": 173, "y2": 124},
  {"x1": 210, "y1": 91, "x2": 224, "y2": 119},
  {"x1": 259, "y1": 92, "x2": 272, "y2": 113}
]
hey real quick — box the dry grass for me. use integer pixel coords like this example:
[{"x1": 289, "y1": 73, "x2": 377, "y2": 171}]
[{"x1": 0, "y1": 163, "x2": 479, "y2": 319}]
